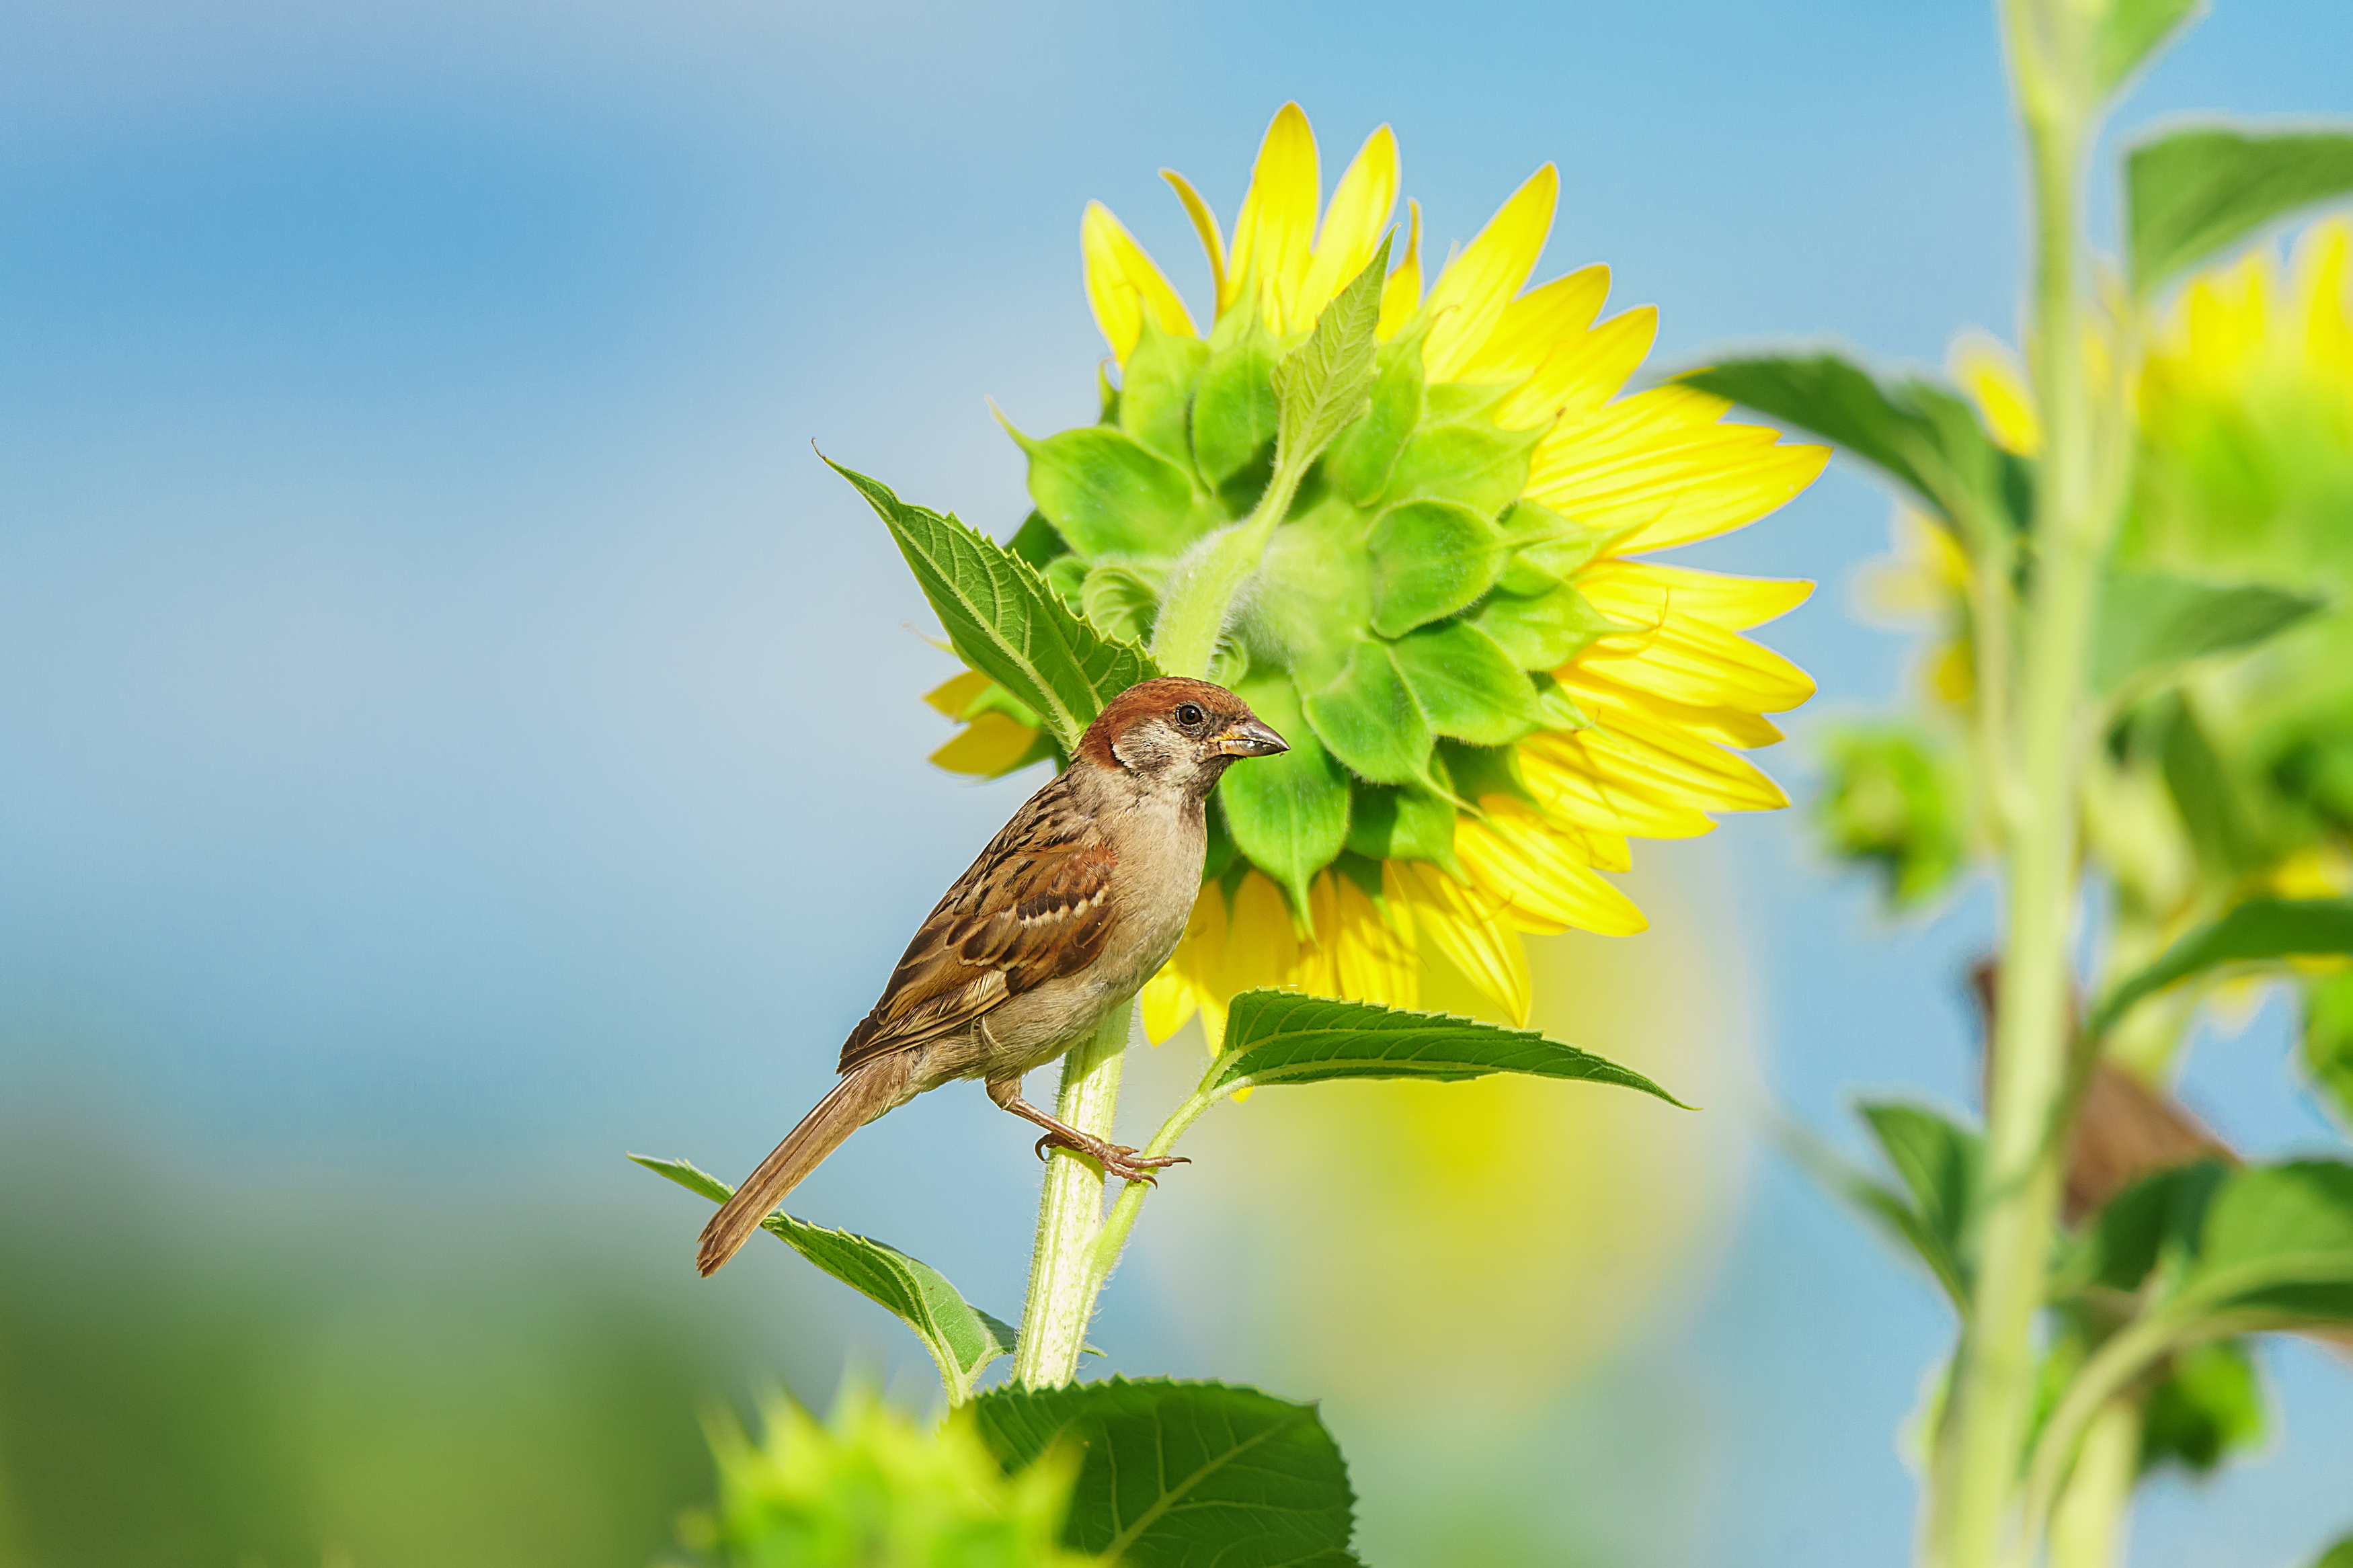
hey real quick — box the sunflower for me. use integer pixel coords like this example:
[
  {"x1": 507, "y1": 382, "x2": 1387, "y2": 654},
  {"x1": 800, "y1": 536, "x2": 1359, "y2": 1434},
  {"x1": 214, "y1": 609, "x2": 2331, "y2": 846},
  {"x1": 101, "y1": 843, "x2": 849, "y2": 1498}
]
[
  {"x1": 1886, "y1": 219, "x2": 2353, "y2": 1081},
  {"x1": 926, "y1": 104, "x2": 1825, "y2": 1044}
]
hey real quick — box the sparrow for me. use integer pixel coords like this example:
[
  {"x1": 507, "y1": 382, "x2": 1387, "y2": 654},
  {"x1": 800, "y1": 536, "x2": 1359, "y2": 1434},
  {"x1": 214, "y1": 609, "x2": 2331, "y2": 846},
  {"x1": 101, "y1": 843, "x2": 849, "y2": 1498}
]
[{"x1": 696, "y1": 675, "x2": 1288, "y2": 1276}]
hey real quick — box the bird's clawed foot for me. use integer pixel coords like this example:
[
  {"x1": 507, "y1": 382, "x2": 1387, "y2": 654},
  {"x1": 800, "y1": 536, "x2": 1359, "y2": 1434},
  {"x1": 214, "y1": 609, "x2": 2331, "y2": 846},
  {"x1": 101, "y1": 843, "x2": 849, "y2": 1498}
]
[{"x1": 1030, "y1": 1130, "x2": 1190, "y2": 1184}]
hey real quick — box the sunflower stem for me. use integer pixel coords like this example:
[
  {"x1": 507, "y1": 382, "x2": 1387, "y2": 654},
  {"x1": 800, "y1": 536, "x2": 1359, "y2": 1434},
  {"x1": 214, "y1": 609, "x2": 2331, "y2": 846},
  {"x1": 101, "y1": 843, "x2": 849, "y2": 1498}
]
[
  {"x1": 1010, "y1": 1005, "x2": 1131, "y2": 1387},
  {"x1": 1930, "y1": 1, "x2": 2125, "y2": 1563}
]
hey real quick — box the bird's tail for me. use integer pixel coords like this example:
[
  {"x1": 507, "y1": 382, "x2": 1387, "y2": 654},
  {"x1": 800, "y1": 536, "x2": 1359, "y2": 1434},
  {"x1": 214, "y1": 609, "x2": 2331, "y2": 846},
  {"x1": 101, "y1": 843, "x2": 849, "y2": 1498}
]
[{"x1": 696, "y1": 1057, "x2": 908, "y2": 1276}]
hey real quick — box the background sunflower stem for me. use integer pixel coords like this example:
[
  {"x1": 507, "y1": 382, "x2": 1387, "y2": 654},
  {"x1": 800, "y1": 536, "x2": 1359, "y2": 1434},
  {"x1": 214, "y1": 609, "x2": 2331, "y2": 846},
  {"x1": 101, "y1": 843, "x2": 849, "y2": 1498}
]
[
  {"x1": 1010, "y1": 1005, "x2": 1129, "y2": 1387},
  {"x1": 2038, "y1": 1395, "x2": 2143, "y2": 1568},
  {"x1": 1932, "y1": 2, "x2": 2122, "y2": 1563}
]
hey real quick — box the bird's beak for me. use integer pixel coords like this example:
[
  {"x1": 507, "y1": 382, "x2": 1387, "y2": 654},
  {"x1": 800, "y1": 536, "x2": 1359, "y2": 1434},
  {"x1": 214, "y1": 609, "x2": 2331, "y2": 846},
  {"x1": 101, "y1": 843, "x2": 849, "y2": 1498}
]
[{"x1": 1213, "y1": 717, "x2": 1289, "y2": 757}]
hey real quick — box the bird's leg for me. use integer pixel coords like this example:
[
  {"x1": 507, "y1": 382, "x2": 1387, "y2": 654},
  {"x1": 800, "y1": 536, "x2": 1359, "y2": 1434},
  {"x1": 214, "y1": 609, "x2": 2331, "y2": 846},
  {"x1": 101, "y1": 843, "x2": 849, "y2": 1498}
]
[{"x1": 985, "y1": 1074, "x2": 1190, "y2": 1185}]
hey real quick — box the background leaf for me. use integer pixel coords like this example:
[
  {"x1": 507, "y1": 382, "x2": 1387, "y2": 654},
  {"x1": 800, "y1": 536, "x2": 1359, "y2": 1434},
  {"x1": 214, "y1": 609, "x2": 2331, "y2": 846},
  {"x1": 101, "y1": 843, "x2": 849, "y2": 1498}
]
[
  {"x1": 1209, "y1": 989, "x2": 1685, "y2": 1106},
  {"x1": 973, "y1": 1378, "x2": 1359, "y2": 1568},
  {"x1": 1780, "y1": 1114, "x2": 1975, "y2": 1310},
  {"x1": 2127, "y1": 127, "x2": 2353, "y2": 294},
  {"x1": 2091, "y1": 570, "x2": 2324, "y2": 696},
  {"x1": 2088, "y1": 899, "x2": 2353, "y2": 1038},
  {"x1": 629, "y1": 1155, "x2": 1017, "y2": 1402},
  {"x1": 1681, "y1": 354, "x2": 2025, "y2": 536},
  {"x1": 2093, "y1": 0, "x2": 2204, "y2": 97},
  {"x1": 1858, "y1": 1102, "x2": 1983, "y2": 1296},
  {"x1": 828, "y1": 458, "x2": 1159, "y2": 751}
]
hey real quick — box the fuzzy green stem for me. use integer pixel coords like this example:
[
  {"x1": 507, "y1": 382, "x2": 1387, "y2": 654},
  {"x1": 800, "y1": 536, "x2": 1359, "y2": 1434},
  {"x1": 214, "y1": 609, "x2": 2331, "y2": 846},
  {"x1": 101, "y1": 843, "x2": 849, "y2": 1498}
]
[
  {"x1": 2038, "y1": 1395, "x2": 2143, "y2": 1568},
  {"x1": 1147, "y1": 464, "x2": 1305, "y2": 679},
  {"x1": 1931, "y1": 2, "x2": 2117, "y2": 1563},
  {"x1": 1010, "y1": 1006, "x2": 1131, "y2": 1387}
]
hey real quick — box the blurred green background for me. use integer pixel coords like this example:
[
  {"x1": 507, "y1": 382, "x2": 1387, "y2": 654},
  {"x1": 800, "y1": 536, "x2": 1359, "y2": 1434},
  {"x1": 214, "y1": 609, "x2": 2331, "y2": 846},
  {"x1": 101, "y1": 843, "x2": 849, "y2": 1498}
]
[{"x1": 3, "y1": 2, "x2": 2350, "y2": 1565}]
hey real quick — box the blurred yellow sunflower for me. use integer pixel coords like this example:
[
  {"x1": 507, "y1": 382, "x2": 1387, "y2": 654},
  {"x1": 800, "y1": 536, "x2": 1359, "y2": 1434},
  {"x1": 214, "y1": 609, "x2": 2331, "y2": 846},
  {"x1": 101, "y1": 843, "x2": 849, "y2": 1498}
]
[{"x1": 927, "y1": 104, "x2": 1825, "y2": 1043}]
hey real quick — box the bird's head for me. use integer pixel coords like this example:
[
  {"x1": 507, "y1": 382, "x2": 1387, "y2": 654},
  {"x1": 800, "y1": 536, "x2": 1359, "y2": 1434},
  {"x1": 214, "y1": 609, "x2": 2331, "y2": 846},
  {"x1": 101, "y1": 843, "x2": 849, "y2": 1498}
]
[{"x1": 1077, "y1": 676, "x2": 1287, "y2": 798}]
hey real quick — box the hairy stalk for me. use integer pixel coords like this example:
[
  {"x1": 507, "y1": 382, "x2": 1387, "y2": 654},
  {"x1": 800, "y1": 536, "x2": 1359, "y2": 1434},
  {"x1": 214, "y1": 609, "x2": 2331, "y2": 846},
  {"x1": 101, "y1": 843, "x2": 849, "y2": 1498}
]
[
  {"x1": 2041, "y1": 1396, "x2": 2143, "y2": 1568},
  {"x1": 1933, "y1": 1, "x2": 2118, "y2": 1563},
  {"x1": 1012, "y1": 1007, "x2": 1131, "y2": 1386}
]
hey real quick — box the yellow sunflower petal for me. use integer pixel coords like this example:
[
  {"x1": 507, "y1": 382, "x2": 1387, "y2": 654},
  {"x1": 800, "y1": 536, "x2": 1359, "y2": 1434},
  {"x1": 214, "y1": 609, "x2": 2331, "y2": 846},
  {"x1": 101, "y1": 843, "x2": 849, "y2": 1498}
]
[
  {"x1": 1292, "y1": 873, "x2": 1343, "y2": 997},
  {"x1": 1161, "y1": 168, "x2": 1232, "y2": 317},
  {"x1": 1378, "y1": 198, "x2": 1424, "y2": 340},
  {"x1": 929, "y1": 712, "x2": 1042, "y2": 777},
  {"x1": 1494, "y1": 306, "x2": 1658, "y2": 429},
  {"x1": 1561, "y1": 669, "x2": 1786, "y2": 750},
  {"x1": 924, "y1": 667, "x2": 992, "y2": 718},
  {"x1": 1458, "y1": 802, "x2": 1649, "y2": 937},
  {"x1": 1141, "y1": 958, "x2": 1199, "y2": 1045},
  {"x1": 2295, "y1": 218, "x2": 2353, "y2": 383},
  {"x1": 1454, "y1": 265, "x2": 1611, "y2": 386},
  {"x1": 1950, "y1": 332, "x2": 2041, "y2": 456},
  {"x1": 1220, "y1": 870, "x2": 1301, "y2": 1003},
  {"x1": 1422, "y1": 164, "x2": 1559, "y2": 382},
  {"x1": 1174, "y1": 888, "x2": 1233, "y2": 1049},
  {"x1": 1230, "y1": 102, "x2": 1320, "y2": 335},
  {"x1": 1556, "y1": 698, "x2": 1792, "y2": 814},
  {"x1": 1333, "y1": 872, "x2": 1419, "y2": 1009},
  {"x1": 1575, "y1": 559, "x2": 1814, "y2": 631},
  {"x1": 1528, "y1": 386, "x2": 1829, "y2": 552},
  {"x1": 1295, "y1": 125, "x2": 1399, "y2": 327},
  {"x1": 1081, "y1": 202, "x2": 1197, "y2": 364},
  {"x1": 1394, "y1": 862, "x2": 1531, "y2": 1022},
  {"x1": 1568, "y1": 604, "x2": 1817, "y2": 714},
  {"x1": 1518, "y1": 735, "x2": 1719, "y2": 839}
]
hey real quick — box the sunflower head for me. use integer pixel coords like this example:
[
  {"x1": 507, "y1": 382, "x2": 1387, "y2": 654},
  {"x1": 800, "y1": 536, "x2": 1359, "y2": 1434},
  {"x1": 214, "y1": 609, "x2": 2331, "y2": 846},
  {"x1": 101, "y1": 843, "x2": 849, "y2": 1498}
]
[{"x1": 928, "y1": 104, "x2": 1824, "y2": 1041}]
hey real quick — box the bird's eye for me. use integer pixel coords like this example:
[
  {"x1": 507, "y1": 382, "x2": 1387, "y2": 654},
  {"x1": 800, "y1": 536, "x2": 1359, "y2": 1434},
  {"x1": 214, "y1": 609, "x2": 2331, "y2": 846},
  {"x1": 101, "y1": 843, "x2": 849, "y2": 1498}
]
[{"x1": 1174, "y1": 702, "x2": 1205, "y2": 731}]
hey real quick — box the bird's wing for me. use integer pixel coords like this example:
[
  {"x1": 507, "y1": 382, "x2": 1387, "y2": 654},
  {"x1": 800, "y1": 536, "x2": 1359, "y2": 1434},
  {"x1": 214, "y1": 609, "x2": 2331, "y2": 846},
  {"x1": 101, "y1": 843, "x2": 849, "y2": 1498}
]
[{"x1": 837, "y1": 772, "x2": 1118, "y2": 1073}]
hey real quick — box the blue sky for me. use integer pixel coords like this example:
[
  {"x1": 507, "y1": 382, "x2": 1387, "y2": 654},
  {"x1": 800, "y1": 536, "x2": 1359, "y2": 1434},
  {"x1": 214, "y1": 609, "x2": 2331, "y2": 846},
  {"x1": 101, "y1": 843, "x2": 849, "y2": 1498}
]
[{"x1": 4, "y1": 1, "x2": 2352, "y2": 1563}]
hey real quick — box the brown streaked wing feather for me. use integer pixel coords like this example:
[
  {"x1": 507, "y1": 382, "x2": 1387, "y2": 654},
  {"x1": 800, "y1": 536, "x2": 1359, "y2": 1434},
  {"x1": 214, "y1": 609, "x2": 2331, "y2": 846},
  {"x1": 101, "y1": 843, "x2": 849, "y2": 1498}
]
[{"x1": 837, "y1": 773, "x2": 1118, "y2": 1073}]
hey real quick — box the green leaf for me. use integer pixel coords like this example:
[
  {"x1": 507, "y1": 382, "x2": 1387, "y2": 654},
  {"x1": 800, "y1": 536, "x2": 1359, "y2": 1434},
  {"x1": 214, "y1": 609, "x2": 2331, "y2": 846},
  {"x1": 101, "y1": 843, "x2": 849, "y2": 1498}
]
[
  {"x1": 1008, "y1": 510, "x2": 1069, "y2": 569},
  {"x1": 2094, "y1": 0, "x2": 2204, "y2": 97},
  {"x1": 973, "y1": 1378, "x2": 1361, "y2": 1568},
  {"x1": 829, "y1": 459, "x2": 1160, "y2": 752},
  {"x1": 1367, "y1": 499, "x2": 1506, "y2": 637},
  {"x1": 1681, "y1": 355, "x2": 2026, "y2": 537},
  {"x1": 2062, "y1": 1161, "x2": 2227, "y2": 1299},
  {"x1": 2091, "y1": 570, "x2": 2325, "y2": 696},
  {"x1": 2303, "y1": 971, "x2": 2353, "y2": 1133},
  {"x1": 1192, "y1": 335, "x2": 1280, "y2": 489},
  {"x1": 1814, "y1": 722, "x2": 1969, "y2": 909},
  {"x1": 2149, "y1": 694, "x2": 2266, "y2": 878},
  {"x1": 1323, "y1": 329, "x2": 1426, "y2": 503},
  {"x1": 1343, "y1": 781, "x2": 1459, "y2": 875},
  {"x1": 629, "y1": 1155, "x2": 1019, "y2": 1403},
  {"x1": 1079, "y1": 563, "x2": 1165, "y2": 647},
  {"x1": 1496, "y1": 499, "x2": 1606, "y2": 592},
  {"x1": 1378, "y1": 414, "x2": 1543, "y2": 521},
  {"x1": 1475, "y1": 580, "x2": 1616, "y2": 671},
  {"x1": 1779, "y1": 1114, "x2": 1974, "y2": 1310},
  {"x1": 2191, "y1": 1161, "x2": 2353, "y2": 1321},
  {"x1": 1271, "y1": 235, "x2": 1392, "y2": 477},
  {"x1": 1122, "y1": 319, "x2": 1211, "y2": 470},
  {"x1": 1015, "y1": 424, "x2": 1203, "y2": 558},
  {"x1": 1207, "y1": 989, "x2": 1687, "y2": 1106},
  {"x1": 1217, "y1": 672, "x2": 1352, "y2": 919},
  {"x1": 1300, "y1": 639, "x2": 1436, "y2": 787},
  {"x1": 1862, "y1": 1103, "x2": 1982, "y2": 1261},
  {"x1": 1388, "y1": 620, "x2": 1542, "y2": 746},
  {"x1": 2311, "y1": 1532, "x2": 2353, "y2": 1568},
  {"x1": 2128, "y1": 127, "x2": 2353, "y2": 294},
  {"x1": 2088, "y1": 898, "x2": 2353, "y2": 1039},
  {"x1": 2139, "y1": 1337, "x2": 2264, "y2": 1477}
]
